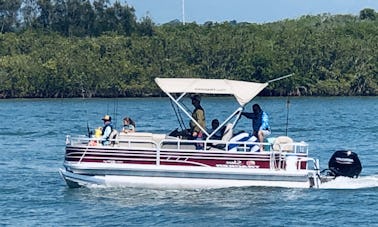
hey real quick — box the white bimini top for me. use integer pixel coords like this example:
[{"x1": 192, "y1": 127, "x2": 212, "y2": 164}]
[{"x1": 155, "y1": 78, "x2": 268, "y2": 107}]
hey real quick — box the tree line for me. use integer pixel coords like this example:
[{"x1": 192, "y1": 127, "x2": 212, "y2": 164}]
[
  {"x1": 1, "y1": 0, "x2": 154, "y2": 36},
  {"x1": 0, "y1": 1, "x2": 377, "y2": 98}
]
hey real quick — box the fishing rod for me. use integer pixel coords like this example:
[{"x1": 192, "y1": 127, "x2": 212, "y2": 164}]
[
  {"x1": 266, "y1": 73, "x2": 294, "y2": 136},
  {"x1": 267, "y1": 73, "x2": 294, "y2": 83},
  {"x1": 87, "y1": 121, "x2": 92, "y2": 137},
  {"x1": 80, "y1": 81, "x2": 92, "y2": 137},
  {"x1": 113, "y1": 98, "x2": 119, "y2": 129},
  {"x1": 170, "y1": 97, "x2": 186, "y2": 131},
  {"x1": 285, "y1": 96, "x2": 290, "y2": 136}
]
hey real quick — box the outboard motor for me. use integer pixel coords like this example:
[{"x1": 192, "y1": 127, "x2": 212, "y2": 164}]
[{"x1": 327, "y1": 150, "x2": 362, "y2": 178}]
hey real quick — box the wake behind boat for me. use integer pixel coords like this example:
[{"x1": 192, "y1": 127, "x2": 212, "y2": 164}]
[{"x1": 60, "y1": 78, "x2": 362, "y2": 189}]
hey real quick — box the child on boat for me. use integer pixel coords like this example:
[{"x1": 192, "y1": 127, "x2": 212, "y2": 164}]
[{"x1": 122, "y1": 116, "x2": 136, "y2": 133}]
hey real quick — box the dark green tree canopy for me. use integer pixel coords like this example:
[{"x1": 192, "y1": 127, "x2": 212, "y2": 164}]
[{"x1": 0, "y1": 2, "x2": 377, "y2": 98}]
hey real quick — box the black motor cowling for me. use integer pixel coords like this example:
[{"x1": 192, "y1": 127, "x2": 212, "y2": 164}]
[{"x1": 328, "y1": 150, "x2": 362, "y2": 178}]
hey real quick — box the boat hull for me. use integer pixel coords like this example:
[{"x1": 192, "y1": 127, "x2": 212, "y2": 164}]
[
  {"x1": 60, "y1": 162, "x2": 317, "y2": 189},
  {"x1": 61, "y1": 134, "x2": 320, "y2": 189}
]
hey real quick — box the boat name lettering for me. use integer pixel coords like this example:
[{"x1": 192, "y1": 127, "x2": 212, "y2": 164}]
[
  {"x1": 217, "y1": 160, "x2": 259, "y2": 168},
  {"x1": 194, "y1": 88, "x2": 227, "y2": 92},
  {"x1": 226, "y1": 160, "x2": 241, "y2": 165},
  {"x1": 216, "y1": 164, "x2": 259, "y2": 168},
  {"x1": 335, "y1": 157, "x2": 354, "y2": 164},
  {"x1": 103, "y1": 160, "x2": 123, "y2": 164}
]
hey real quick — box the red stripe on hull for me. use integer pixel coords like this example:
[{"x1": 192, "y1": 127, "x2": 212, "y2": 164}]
[{"x1": 65, "y1": 146, "x2": 308, "y2": 170}]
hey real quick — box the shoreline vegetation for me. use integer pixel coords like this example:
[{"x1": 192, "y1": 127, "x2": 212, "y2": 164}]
[{"x1": 0, "y1": 1, "x2": 377, "y2": 99}]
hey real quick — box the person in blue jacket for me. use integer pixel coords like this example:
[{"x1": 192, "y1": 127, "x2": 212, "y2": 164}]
[{"x1": 241, "y1": 104, "x2": 271, "y2": 151}]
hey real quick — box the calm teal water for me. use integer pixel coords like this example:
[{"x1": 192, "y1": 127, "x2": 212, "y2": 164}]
[{"x1": 1, "y1": 97, "x2": 377, "y2": 226}]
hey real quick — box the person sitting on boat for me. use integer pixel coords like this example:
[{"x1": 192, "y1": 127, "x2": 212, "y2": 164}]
[
  {"x1": 122, "y1": 116, "x2": 136, "y2": 133},
  {"x1": 240, "y1": 104, "x2": 271, "y2": 152},
  {"x1": 190, "y1": 95, "x2": 206, "y2": 149},
  {"x1": 101, "y1": 115, "x2": 113, "y2": 145},
  {"x1": 88, "y1": 126, "x2": 103, "y2": 146},
  {"x1": 207, "y1": 119, "x2": 226, "y2": 140}
]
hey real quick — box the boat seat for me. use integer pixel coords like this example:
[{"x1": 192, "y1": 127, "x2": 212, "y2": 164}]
[
  {"x1": 119, "y1": 132, "x2": 153, "y2": 138},
  {"x1": 118, "y1": 132, "x2": 156, "y2": 148},
  {"x1": 228, "y1": 132, "x2": 259, "y2": 152},
  {"x1": 152, "y1": 133, "x2": 167, "y2": 145},
  {"x1": 109, "y1": 129, "x2": 119, "y2": 146},
  {"x1": 273, "y1": 136, "x2": 294, "y2": 152},
  {"x1": 221, "y1": 123, "x2": 233, "y2": 141},
  {"x1": 209, "y1": 123, "x2": 233, "y2": 149}
]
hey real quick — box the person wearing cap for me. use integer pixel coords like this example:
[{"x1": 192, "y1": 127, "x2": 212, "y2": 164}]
[
  {"x1": 190, "y1": 95, "x2": 206, "y2": 143},
  {"x1": 101, "y1": 115, "x2": 113, "y2": 145}
]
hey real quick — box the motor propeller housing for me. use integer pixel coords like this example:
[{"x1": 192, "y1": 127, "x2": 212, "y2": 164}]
[{"x1": 327, "y1": 150, "x2": 362, "y2": 178}]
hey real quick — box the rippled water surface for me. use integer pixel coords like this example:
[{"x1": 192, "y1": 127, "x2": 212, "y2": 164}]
[{"x1": 1, "y1": 97, "x2": 377, "y2": 226}]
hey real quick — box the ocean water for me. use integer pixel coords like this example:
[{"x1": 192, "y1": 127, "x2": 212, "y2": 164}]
[{"x1": 0, "y1": 97, "x2": 377, "y2": 226}]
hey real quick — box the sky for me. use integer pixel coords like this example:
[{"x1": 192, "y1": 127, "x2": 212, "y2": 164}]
[{"x1": 124, "y1": 0, "x2": 378, "y2": 24}]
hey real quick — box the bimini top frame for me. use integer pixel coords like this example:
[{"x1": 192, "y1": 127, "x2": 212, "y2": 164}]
[
  {"x1": 155, "y1": 78, "x2": 269, "y2": 138},
  {"x1": 155, "y1": 75, "x2": 293, "y2": 139}
]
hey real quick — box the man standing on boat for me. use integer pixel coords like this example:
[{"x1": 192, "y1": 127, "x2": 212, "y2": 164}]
[
  {"x1": 190, "y1": 95, "x2": 206, "y2": 146},
  {"x1": 101, "y1": 115, "x2": 113, "y2": 145},
  {"x1": 241, "y1": 104, "x2": 271, "y2": 151}
]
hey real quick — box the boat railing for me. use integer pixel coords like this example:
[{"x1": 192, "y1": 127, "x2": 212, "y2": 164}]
[
  {"x1": 296, "y1": 157, "x2": 320, "y2": 171},
  {"x1": 67, "y1": 135, "x2": 309, "y2": 155},
  {"x1": 66, "y1": 134, "x2": 160, "y2": 149},
  {"x1": 159, "y1": 138, "x2": 272, "y2": 152},
  {"x1": 66, "y1": 134, "x2": 313, "y2": 170},
  {"x1": 67, "y1": 134, "x2": 308, "y2": 153},
  {"x1": 270, "y1": 141, "x2": 309, "y2": 170},
  {"x1": 66, "y1": 135, "x2": 96, "y2": 146}
]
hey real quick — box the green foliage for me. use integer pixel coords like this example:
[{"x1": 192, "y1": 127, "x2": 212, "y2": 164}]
[
  {"x1": 0, "y1": 3, "x2": 377, "y2": 98},
  {"x1": 360, "y1": 8, "x2": 377, "y2": 20},
  {"x1": 0, "y1": 0, "x2": 22, "y2": 33}
]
